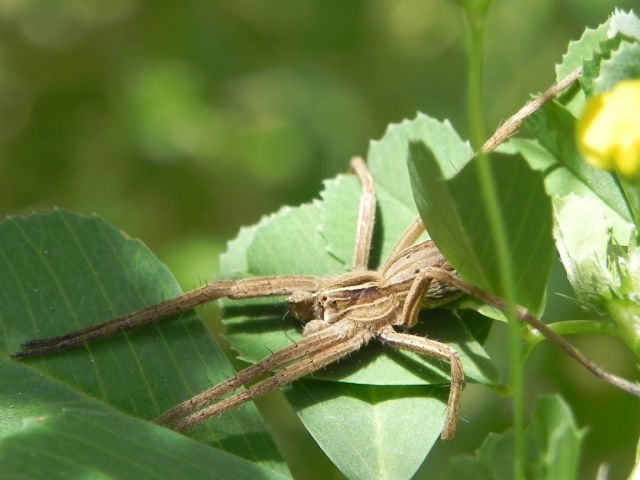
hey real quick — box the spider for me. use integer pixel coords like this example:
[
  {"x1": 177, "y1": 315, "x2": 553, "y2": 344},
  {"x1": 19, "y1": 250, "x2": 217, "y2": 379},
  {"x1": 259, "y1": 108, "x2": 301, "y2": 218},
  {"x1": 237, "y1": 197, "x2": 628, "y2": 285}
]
[
  {"x1": 14, "y1": 157, "x2": 466, "y2": 440},
  {"x1": 14, "y1": 67, "x2": 640, "y2": 441}
]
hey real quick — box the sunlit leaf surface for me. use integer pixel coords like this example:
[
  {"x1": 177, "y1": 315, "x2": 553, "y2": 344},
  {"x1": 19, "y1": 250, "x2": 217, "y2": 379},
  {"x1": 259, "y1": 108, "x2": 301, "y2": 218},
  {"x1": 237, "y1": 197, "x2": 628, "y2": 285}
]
[{"x1": 0, "y1": 211, "x2": 288, "y2": 477}]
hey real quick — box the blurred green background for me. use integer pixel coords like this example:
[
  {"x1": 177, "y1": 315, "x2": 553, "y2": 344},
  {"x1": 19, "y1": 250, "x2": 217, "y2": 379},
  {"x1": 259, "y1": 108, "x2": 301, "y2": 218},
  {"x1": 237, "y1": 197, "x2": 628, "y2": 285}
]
[{"x1": 1, "y1": 1, "x2": 638, "y2": 479}]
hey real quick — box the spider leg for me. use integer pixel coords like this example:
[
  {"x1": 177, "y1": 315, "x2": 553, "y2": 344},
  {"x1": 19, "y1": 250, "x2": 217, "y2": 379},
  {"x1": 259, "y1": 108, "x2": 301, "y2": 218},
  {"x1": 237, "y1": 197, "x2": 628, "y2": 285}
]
[
  {"x1": 350, "y1": 156, "x2": 376, "y2": 270},
  {"x1": 13, "y1": 275, "x2": 322, "y2": 358},
  {"x1": 172, "y1": 328, "x2": 373, "y2": 431},
  {"x1": 427, "y1": 267, "x2": 640, "y2": 398},
  {"x1": 400, "y1": 272, "x2": 435, "y2": 328},
  {"x1": 157, "y1": 324, "x2": 347, "y2": 424},
  {"x1": 389, "y1": 270, "x2": 464, "y2": 439},
  {"x1": 384, "y1": 216, "x2": 426, "y2": 267},
  {"x1": 378, "y1": 326, "x2": 464, "y2": 440}
]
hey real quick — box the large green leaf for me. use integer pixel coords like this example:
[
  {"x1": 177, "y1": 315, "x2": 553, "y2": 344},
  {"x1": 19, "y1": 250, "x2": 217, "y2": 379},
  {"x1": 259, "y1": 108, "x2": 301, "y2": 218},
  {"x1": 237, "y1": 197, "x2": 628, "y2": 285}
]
[
  {"x1": 409, "y1": 142, "x2": 553, "y2": 314},
  {"x1": 287, "y1": 380, "x2": 448, "y2": 480},
  {"x1": 219, "y1": 113, "x2": 496, "y2": 479},
  {"x1": 0, "y1": 355, "x2": 109, "y2": 438},
  {"x1": 0, "y1": 358, "x2": 288, "y2": 480},
  {"x1": 632, "y1": 438, "x2": 640, "y2": 480},
  {"x1": 0, "y1": 210, "x2": 288, "y2": 477}
]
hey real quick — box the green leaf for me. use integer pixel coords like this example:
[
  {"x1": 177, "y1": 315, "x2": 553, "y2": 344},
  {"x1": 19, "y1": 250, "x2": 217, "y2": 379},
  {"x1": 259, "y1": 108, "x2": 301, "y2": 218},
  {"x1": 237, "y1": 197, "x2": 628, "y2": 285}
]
[
  {"x1": 532, "y1": 396, "x2": 586, "y2": 480},
  {"x1": 503, "y1": 138, "x2": 603, "y2": 200},
  {"x1": 527, "y1": 101, "x2": 634, "y2": 223},
  {"x1": 556, "y1": 22, "x2": 609, "y2": 81},
  {"x1": 287, "y1": 380, "x2": 448, "y2": 480},
  {"x1": 592, "y1": 39, "x2": 640, "y2": 92},
  {"x1": 442, "y1": 395, "x2": 584, "y2": 480},
  {"x1": 320, "y1": 174, "x2": 363, "y2": 268},
  {"x1": 555, "y1": 20, "x2": 609, "y2": 114},
  {"x1": 219, "y1": 113, "x2": 495, "y2": 479},
  {"x1": 581, "y1": 34, "x2": 625, "y2": 96},
  {"x1": 366, "y1": 114, "x2": 473, "y2": 262},
  {"x1": 608, "y1": 9, "x2": 640, "y2": 40},
  {"x1": 553, "y1": 10, "x2": 640, "y2": 113},
  {"x1": 409, "y1": 144, "x2": 553, "y2": 314},
  {"x1": 577, "y1": 11, "x2": 640, "y2": 96},
  {"x1": 0, "y1": 355, "x2": 109, "y2": 437},
  {"x1": 0, "y1": 358, "x2": 289, "y2": 480},
  {"x1": 442, "y1": 431, "x2": 537, "y2": 480},
  {"x1": 0, "y1": 210, "x2": 288, "y2": 476},
  {"x1": 440, "y1": 457, "x2": 493, "y2": 480}
]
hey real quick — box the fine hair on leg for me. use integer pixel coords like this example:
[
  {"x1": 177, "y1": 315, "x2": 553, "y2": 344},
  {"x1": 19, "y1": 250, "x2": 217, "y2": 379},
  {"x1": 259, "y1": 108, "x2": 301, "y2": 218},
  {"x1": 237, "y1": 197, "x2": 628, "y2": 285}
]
[
  {"x1": 379, "y1": 326, "x2": 464, "y2": 440},
  {"x1": 13, "y1": 275, "x2": 322, "y2": 358},
  {"x1": 172, "y1": 329, "x2": 373, "y2": 431},
  {"x1": 157, "y1": 325, "x2": 348, "y2": 424},
  {"x1": 350, "y1": 156, "x2": 377, "y2": 270}
]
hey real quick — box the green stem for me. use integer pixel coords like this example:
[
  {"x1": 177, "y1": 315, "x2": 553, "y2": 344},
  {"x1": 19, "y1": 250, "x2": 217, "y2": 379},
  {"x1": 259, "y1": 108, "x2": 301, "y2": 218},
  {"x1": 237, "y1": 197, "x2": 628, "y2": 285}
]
[
  {"x1": 477, "y1": 151, "x2": 526, "y2": 480},
  {"x1": 601, "y1": 301, "x2": 640, "y2": 359},
  {"x1": 467, "y1": 14, "x2": 485, "y2": 149},
  {"x1": 465, "y1": 8, "x2": 525, "y2": 480}
]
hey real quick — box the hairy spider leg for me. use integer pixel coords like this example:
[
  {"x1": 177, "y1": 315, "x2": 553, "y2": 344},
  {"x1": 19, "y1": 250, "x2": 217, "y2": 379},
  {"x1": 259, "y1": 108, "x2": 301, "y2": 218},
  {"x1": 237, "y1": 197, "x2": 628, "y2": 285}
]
[
  {"x1": 14, "y1": 156, "x2": 379, "y2": 359},
  {"x1": 350, "y1": 156, "x2": 376, "y2": 270},
  {"x1": 428, "y1": 268, "x2": 640, "y2": 398},
  {"x1": 12, "y1": 276, "x2": 322, "y2": 358},
  {"x1": 379, "y1": 327, "x2": 463, "y2": 440},
  {"x1": 172, "y1": 328, "x2": 373, "y2": 431},
  {"x1": 156, "y1": 324, "x2": 351, "y2": 425}
]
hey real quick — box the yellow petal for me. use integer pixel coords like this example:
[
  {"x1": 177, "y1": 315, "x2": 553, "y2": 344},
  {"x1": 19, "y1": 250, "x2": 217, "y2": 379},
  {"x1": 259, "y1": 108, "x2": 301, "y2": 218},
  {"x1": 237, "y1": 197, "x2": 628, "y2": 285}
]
[{"x1": 577, "y1": 79, "x2": 640, "y2": 180}]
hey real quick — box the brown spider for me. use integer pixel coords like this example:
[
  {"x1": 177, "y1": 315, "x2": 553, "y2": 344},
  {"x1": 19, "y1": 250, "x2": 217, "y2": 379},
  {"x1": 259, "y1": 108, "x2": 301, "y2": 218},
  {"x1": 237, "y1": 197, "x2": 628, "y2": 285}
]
[
  {"x1": 14, "y1": 157, "x2": 466, "y2": 439},
  {"x1": 13, "y1": 67, "x2": 640, "y2": 443}
]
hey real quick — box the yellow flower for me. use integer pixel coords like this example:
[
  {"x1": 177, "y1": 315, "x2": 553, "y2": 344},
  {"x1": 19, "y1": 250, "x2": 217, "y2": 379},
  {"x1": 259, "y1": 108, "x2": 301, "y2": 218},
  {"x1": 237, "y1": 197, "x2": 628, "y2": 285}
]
[{"x1": 577, "y1": 79, "x2": 640, "y2": 179}]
